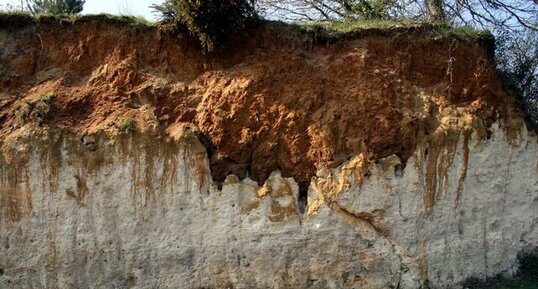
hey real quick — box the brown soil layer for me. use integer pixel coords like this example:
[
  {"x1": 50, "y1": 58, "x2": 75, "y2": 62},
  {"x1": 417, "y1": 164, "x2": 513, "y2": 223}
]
[{"x1": 0, "y1": 15, "x2": 524, "y2": 191}]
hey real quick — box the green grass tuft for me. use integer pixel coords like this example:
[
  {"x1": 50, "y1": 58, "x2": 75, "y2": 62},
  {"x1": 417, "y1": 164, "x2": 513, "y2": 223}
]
[
  {"x1": 79, "y1": 14, "x2": 154, "y2": 27},
  {"x1": 294, "y1": 19, "x2": 491, "y2": 41},
  {"x1": 431, "y1": 23, "x2": 492, "y2": 39},
  {"x1": 41, "y1": 91, "x2": 56, "y2": 102},
  {"x1": 117, "y1": 117, "x2": 136, "y2": 132},
  {"x1": 300, "y1": 19, "x2": 420, "y2": 31}
]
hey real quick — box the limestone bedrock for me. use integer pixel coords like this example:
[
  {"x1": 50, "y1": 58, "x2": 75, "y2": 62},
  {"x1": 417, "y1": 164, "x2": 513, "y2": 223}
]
[{"x1": 0, "y1": 123, "x2": 536, "y2": 289}]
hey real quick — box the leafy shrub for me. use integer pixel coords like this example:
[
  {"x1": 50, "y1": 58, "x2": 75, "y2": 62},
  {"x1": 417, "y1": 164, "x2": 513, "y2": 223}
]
[
  {"x1": 0, "y1": 12, "x2": 35, "y2": 27},
  {"x1": 346, "y1": 0, "x2": 396, "y2": 20},
  {"x1": 152, "y1": 0, "x2": 257, "y2": 52},
  {"x1": 496, "y1": 30, "x2": 538, "y2": 131},
  {"x1": 151, "y1": 0, "x2": 179, "y2": 22},
  {"x1": 518, "y1": 249, "x2": 538, "y2": 276},
  {"x1": 464, "y1": 249, "x2": 538, "y2": 288}
]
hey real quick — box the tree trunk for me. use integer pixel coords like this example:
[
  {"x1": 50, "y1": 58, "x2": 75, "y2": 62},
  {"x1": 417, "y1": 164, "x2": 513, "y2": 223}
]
[{"x1": 426, "y1": 0, "x2": 445, "y2": 21}]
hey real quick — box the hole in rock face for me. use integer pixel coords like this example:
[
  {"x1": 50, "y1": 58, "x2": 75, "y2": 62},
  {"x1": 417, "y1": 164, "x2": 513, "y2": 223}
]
[
  {"x1": 0, "y1": 268, "x2": 4, "y2": 276},
  {"x1": 394, "y1": 164, "x2": 404, "y2": 177},
  {"x1": 298, "y1": 187, "x2": 308, "y2": 214},
  {"x1": 195, "y1": 131, "x2": 215, "y2": 159}
]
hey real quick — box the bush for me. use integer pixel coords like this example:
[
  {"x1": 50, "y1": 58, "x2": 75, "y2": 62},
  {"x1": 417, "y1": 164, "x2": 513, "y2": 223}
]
[
  {"x1": 495, "y1": 30, "x2": 538, "y2": 131},
  {"x1": 518, "y1": 249, "x2": 538, "y2": 276},
  {"x1": 152, "y1": 0, "x2": 257, "y2": 52}
]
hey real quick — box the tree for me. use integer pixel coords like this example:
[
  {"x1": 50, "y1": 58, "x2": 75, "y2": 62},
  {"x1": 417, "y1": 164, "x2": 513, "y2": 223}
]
[
  {"x1": 25, "y1": 0, "x2": 85, "y2": 15},
  {"x1": 255, "y1": 0, "x2": 397, "y2": 21},
  {"x1": 254, "y1": 0, "x2": 537, "y2": 29},
  {"x1": 425, "y1": 0, "x2": 445, "y2": 21},
  {"x1": 151, "y1": 0, "x2": 257, "y2": 52},
  {"x1": 150, "y1": 0, "x2": 180, "y2": 22},
  {"x1": 496, "y1": 29, "x2": 538, "y2": 128},
  {"x1": 442, "y1": 0, "x2": 537, "y2": 30}
]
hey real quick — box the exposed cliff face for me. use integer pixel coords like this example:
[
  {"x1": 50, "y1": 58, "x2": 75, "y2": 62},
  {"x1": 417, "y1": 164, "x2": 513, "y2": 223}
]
[{"x1": 0, "y1": 15, "x2": 536, "y2": 288}]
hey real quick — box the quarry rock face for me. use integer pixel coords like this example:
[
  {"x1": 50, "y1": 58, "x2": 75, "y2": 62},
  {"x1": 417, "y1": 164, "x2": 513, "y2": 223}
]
[
  {"x1": 0, "y1": 16, "x2": 537, "y2": 288},
  {"x1": 0, "y1": 124, "x2": 537, "y2": 289}
]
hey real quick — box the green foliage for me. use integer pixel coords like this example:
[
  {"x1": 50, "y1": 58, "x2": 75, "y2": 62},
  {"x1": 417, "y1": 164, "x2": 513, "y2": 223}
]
[
  {"x1": 467, "y1": 276, "x2": 538, "y2": 289},
  {"x1": 152, "y1": 0, "x2": 257, "y2": 52},
  {"x1": 78, "y1": 14, "x2": 153, "y2": 27},
  {"x1": 345, "y1": 0, "x2": 396, "y2": 20},
  {"x1": 496, "y1": 30, "x2": 538, "y2": 130},
  {"x1": 301, "y1": 19, "x2": 418, "y2": 31},
  {"x1": 26, "y1": 0, "x2": 85, "y2": 15},
  {"x1": 519, "y1": 250, "x2": 538, "y2": 276},
  {"x1": 150, "y1": 0, "x2": 179, "y2": 22},
  {"x1": 89, "y1": 14, "x2": 153, "y2": 26},
  {"x1": 16, "y1": 111, "x2": 27, "y2": 125},
  {"x1": 16, "y1": 93, "x2": 56, "y2": 125},
  {"x1": 298, "y1": 20, "x2": 488, "y2": 40},
  {"x1": 0, "y1": 13, "x2": 154, "y2": 30},
  {"x1": 0, "y1": 11, "x2": 34, "y2": 27},
  {"x1": 130, "y1": 16, "x2": 152, "y2": 26},
  {"x1": 430, "y1": 24, "x2": 492, "y2": 39},
  {"x1": 41, "y1": 91, "x2": 56, "y2": 102},
  {"x1": 30, "y1": 105, "x2": 49, "y2": 121},
  {"x1": 117, "y1": 117, "x2": 136, "y2": 132},
  {"x1": 464, "y1": 250, "x2": 538, "y2": 289}
]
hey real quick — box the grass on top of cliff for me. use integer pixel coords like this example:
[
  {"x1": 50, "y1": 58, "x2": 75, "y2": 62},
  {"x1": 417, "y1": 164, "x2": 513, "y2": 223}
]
[
  {"x1": 296, "y1": 19, "x2": 491, "y2": 40},
  {"x1": 0, "y1": 12, "x2": 153, "y2": 28},
  {"x1": 0, "y1": 11, "x2": 487, "y2": 39}
]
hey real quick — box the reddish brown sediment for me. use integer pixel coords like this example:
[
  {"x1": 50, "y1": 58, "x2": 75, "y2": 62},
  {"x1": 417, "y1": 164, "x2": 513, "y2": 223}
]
[{"x1": 0, "y1": 16, "x2": 525, "y2": 194}]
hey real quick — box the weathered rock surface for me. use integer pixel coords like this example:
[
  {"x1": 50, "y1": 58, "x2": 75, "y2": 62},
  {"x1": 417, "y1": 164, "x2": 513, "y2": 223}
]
[
  {"x1": 0, "y1": 123, "x2": 536, "y2": 289},
  {"x1": 0, "y1": 15, "x2": 537, "y2": 289}
]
